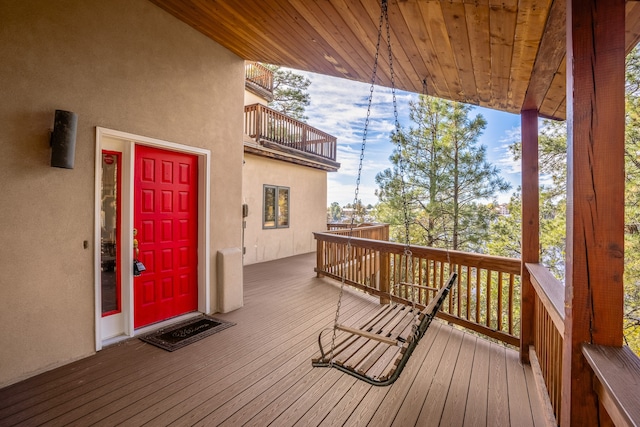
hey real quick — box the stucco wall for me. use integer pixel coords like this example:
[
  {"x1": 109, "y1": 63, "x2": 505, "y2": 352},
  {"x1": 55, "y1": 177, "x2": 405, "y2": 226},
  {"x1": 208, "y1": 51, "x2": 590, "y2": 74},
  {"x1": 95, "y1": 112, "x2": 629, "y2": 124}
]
[
  {"x1": 244, "y1": 90, "x2": 266, "y2": 107},
  {"x1": 0, "y1": 0, "x2": 244, "y2": 386},
  {"x1": 242, "y1": 153, "x2": 327, "y2": 265}
]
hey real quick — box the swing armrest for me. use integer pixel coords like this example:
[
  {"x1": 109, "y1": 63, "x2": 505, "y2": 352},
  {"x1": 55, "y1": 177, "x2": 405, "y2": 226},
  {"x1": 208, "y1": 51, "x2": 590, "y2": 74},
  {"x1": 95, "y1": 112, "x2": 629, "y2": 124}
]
[
  {"x1": 424, "y1": 273, "x2": 457, "y2": 315},
  {"x1": 397, "y1": 282, "x2": 439, "y2": 292},
  {"x1": 335, "y1": 324, "x2": 399, "y2": 346}
]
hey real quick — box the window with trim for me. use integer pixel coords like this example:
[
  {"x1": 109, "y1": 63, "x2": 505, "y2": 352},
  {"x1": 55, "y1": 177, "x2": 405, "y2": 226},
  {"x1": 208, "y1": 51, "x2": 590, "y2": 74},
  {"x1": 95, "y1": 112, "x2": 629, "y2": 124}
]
[{"x1": 263, "y1": 185, "x2": 289, "y2": 229}]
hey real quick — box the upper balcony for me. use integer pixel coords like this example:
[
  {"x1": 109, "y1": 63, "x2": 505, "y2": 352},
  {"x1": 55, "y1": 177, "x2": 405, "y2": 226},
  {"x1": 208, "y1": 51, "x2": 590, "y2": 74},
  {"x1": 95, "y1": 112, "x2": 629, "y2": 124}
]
[
  {"x1": 244, "y1": 103, "x2": 340, "y2": 172},
  {"x1": 245, "y1": 62, "x2": 274, "y2": 102}
]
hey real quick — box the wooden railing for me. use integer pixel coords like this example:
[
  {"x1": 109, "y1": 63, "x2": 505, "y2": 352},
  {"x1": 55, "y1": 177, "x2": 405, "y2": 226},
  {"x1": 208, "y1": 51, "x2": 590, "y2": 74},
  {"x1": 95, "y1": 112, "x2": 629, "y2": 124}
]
[
  {"x1": 582, "y1": 344, "x2": 640, "y2": 426},
  {"x1": 526, "y1": 263, "x2": 640, "y2": 426},
  {"x1": 244, "y1": 104, "x2": 337, "y2": 161},
  {"x1": 315, "y1": 234, "x2": 640, "y2": 425},
  {"x1": 245, "y1": 62, "x2": 273, "y2": 93},
  {"x1": 526, "y1": 263, "x2": 565, "y2": 424},
  {"x1": 314, "y1": 232, "x2": 521, "y2": 346},
  {"x1": 325, "y1": 223, "x2": 389, "y2": 241}
]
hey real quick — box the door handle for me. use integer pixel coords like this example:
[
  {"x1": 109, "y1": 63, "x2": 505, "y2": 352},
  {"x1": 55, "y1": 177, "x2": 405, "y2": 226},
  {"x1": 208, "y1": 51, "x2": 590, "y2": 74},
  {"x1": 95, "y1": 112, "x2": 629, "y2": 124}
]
[{"x1": 133, "y1": 228, "x2": 146, "y2": 276}]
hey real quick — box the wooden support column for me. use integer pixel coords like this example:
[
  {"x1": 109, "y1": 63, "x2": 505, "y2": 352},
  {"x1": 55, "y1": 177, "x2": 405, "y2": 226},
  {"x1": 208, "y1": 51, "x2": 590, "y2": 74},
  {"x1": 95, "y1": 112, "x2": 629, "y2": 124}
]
[
  {"x1": 563, "y1": 0, "x2": 625, "y2": 425},
  {"x1": 520, "y1": 109, "x2": 539, "y2": 364}
]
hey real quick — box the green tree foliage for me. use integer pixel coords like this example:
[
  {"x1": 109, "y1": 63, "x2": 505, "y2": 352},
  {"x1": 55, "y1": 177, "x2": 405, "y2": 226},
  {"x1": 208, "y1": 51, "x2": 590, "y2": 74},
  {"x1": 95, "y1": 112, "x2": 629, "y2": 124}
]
[
  {"x1": 492, "y1": 120, "x2": 567, "y2": 278},
  {"x1": 623, "y1": 47, "x2": 640, "y2": 351},
  {"x1": 265, "y1": 65, "x2": 311, "y2": 122},
  {"x1": 375, "y1": 96, "x2": 510, "y2": 251},
  {"x1": 328, "y1": 202, "x2": 342, "y2": 222},
  {"x1": 342, "y1": 200, "x2": 368, "y2": 224}
]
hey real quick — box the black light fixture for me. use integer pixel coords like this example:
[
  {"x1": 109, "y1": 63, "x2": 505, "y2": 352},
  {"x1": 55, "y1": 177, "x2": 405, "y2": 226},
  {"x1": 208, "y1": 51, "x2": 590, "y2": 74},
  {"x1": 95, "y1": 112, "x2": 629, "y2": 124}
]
[{"x1": 50, "y1": 109, "x2": 77, "y2": 169}]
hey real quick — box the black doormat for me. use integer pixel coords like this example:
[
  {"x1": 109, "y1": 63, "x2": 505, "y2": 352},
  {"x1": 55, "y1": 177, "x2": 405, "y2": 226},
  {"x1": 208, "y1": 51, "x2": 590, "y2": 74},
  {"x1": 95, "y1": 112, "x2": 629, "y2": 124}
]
[{"x1": 139, "y1": 315, "x2": 235, "y2": 351}]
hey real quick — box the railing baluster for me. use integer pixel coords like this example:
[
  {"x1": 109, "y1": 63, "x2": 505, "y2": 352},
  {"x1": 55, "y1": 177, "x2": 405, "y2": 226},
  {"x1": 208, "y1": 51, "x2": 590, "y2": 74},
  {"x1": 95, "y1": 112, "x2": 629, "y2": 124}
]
[
  {"x1": 498, "y1": 272, "x2": 503, "y2": 331},
  {"x1": 465, "y1": 266, "x2": 471, "y2": 320},
  {"x1": 475, "y1": 269, "x2": 481, "y2": 325},
  {"x1": 486, "y1": 270, "x2": 492, "y2": 328}
]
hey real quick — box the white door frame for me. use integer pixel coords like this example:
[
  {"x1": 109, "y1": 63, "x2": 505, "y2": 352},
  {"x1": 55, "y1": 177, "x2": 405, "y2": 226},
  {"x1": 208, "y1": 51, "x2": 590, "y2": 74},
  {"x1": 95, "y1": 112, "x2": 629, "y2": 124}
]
[{"x1": 94, "y1": 127, "x2": 211, "y2": 351}]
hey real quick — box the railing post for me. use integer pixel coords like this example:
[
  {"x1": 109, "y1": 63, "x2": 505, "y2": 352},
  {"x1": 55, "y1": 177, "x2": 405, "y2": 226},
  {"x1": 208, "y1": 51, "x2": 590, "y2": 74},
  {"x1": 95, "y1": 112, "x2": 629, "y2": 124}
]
[
  {"x1": 316, "y1": 237, "x2": 324, "y2": 278},
  {"x1": 380, "y1": 252, "x2": 390, "y2": 304}
]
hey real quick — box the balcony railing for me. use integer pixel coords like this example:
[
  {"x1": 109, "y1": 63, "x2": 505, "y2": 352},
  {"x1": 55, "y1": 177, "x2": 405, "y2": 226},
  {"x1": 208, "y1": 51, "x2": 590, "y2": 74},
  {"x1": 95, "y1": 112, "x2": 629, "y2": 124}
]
[
  {"x1": 314, "y1": 231, "x2": 521, "y2": 346},
  {"x1": 245, "y1": 62, "x2": 273, "y2": 94},
  {"x1": 315, "y1": 230, "x2": 640, "y2": 426},
  {"x1": 244, "y1": 103, "x2": 337, "y2": 161},
  {"x1": 325, "y1": 223, "x2": 389, "y2": 240},
  {"x1": 526, "y1": 263, "x2": 565, "y2": 423},
  {"x1": 526, "y1": 263, "x2": 640, "y2": 426}
]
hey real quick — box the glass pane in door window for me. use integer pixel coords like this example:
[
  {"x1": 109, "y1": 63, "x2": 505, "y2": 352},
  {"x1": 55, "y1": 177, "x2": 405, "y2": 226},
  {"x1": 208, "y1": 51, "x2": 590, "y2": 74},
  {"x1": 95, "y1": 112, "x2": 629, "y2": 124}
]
[{"x1": 101, "y1": 152, "x2": 121, "y2": 316}]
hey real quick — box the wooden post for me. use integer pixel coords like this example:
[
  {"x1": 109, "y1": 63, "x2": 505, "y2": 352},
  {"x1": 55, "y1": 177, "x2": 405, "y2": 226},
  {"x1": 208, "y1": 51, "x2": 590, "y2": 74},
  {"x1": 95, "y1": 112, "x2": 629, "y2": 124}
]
[
  {"x1": 380, "y1": 252, "x2": 390, "y2": 305},
  {"x1": 563, "y1": 0, "x2": 625, "y2": 425},
  {"x1": 316, "y1": 237, "x2": 324, "y2": 278},
  {"x1": 520, "y1": 109, "x2": 539, "y2": 364}
]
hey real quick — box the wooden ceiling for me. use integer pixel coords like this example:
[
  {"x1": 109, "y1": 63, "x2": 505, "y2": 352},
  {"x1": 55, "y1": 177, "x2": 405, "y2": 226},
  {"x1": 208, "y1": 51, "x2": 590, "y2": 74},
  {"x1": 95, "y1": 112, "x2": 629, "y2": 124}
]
[{"x1": 150, "y1": 0, "x2": 640, "y2": 120}]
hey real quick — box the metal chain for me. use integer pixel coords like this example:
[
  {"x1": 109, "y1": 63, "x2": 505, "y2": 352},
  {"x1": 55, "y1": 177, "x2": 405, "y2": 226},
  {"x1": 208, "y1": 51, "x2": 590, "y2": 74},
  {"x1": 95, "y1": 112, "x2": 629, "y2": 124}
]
[
  {"x1": 381, "y1": 0, "x2": 420, "y2": 334},
  {"x1": 327, "y1": 0, "x2": 387, "y2": 366}
]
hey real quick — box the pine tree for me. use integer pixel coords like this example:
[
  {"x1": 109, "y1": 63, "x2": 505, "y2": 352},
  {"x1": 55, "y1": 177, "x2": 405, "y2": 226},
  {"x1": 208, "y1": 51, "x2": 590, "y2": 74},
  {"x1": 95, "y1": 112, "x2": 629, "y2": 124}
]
[
  {"x1": 376, "y1": 95, "x2": 510, "y2": 251},
  {"x1": 623, "y1": 46, "x2": 640, "y2": 352},
  {"x1": 265, "y1": 65, "x2": 311, "y2": 122}
]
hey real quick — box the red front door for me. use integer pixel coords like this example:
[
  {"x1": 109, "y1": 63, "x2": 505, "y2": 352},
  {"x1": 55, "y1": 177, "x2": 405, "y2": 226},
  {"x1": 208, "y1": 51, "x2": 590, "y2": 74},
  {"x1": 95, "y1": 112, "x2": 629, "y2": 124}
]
[{"x1": 134, "y1": 145, "x2": 198, "y2": 328}]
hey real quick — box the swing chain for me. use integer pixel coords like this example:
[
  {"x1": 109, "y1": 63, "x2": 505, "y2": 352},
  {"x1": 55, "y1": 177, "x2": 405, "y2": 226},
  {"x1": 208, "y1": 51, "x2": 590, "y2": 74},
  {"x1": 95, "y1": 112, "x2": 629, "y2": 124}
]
[
  {"x1": 384, "y1": 0, "x2": 420, "y2": 334},
  {"x1": 327, "y1": 0, "x2": 388, "y2": 367}
]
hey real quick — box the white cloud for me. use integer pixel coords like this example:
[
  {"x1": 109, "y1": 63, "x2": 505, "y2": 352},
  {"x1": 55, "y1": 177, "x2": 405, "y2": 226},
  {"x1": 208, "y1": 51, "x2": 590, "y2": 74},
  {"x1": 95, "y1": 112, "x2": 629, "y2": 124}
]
[
  {"x1": 286, "y1": 67, "x2": 528, "y2": 206},
  {"x1": 495, "y1": 126, "x2": 522, "y2": 175}
]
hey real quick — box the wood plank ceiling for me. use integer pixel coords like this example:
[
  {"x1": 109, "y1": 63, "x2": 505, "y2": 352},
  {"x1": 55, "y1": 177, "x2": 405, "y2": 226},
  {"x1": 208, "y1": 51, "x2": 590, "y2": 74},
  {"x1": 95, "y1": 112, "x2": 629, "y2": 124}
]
[{"x1": 150, "y1": 0, "x2": 640, "y2": 121}]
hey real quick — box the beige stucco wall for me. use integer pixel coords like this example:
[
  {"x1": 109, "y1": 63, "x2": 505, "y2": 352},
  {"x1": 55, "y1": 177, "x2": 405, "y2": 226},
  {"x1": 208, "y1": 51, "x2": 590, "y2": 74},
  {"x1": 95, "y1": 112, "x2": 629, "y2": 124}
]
[
  {"x1": 242, "y1": 153, "x2": 327, "y2": 265},
  {"x1": 0, "y1": 0, "x2": 244, "y2": 386},
  {"x1": 244, "y1": 90, "x2": 267, "y2": 107}
]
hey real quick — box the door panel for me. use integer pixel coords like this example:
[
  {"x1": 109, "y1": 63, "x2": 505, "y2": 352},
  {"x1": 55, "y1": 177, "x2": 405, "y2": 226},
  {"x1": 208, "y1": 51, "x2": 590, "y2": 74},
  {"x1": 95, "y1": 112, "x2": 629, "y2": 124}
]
[{"x1": 134, "y1": 145, "x2": 198, "y2": 328}]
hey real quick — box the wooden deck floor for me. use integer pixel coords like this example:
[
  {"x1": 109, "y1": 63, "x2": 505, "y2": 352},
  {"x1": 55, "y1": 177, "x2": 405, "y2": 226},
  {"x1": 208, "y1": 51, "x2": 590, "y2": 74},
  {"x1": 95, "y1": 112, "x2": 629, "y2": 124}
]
[{"x1": 0, "y1": 253, "x2": 548, "y2": 426}]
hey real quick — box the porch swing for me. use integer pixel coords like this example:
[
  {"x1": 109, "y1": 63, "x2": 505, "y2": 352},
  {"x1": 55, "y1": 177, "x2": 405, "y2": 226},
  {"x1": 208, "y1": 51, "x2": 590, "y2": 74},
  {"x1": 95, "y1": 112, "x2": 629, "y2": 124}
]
[{"x1": 311, "y1": 0, "x2": 457, "y2": 386}]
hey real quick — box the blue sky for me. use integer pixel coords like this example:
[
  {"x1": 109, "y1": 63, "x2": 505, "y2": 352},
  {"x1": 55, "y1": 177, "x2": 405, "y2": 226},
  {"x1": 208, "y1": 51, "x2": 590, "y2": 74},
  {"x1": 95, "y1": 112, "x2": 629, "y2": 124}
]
[{"x1": 296, "y1": 70, "x2": 523, "y2": 207}]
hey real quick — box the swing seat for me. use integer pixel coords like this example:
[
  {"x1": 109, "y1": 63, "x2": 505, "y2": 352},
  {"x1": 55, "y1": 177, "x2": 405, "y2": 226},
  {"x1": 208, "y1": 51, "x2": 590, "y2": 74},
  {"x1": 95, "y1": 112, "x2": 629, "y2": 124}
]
[{"x1": 312, "y1": 272, "x2": 457, "y2": 386}]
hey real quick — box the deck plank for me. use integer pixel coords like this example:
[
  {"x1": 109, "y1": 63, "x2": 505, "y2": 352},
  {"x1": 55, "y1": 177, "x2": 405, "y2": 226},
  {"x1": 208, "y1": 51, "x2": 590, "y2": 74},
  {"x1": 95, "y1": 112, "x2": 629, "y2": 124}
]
[
  {"x1": 523, "y1": 359, "x2": 553, "y2": 427},
  {"x1": 32, "y1": 286, "x2": 341, "y2": 425},
  {"x1": 317, "y1": 377, "x2": 371, "y2": 426},
  {"x1": 0, "y1": 253, "x2": 547, "y2": 427},
  {"x1": 432, "y1": 331, "x2": 478, "y2": 426},
  {"x1": 486, "y1": 343, "x2": 510, "y2": 426},
  {"x1": 239, "y1": 366, "x2": 331, "y2": 426},
  {"x1": 118, "y1": 294, "x2": 373, "y2": 426},
  {"x1": 505, "y1": 349, "x2": 535, "y2": 427},
  {"x1": 373, "y1": 323, "x2": 450, "y2": 426},
  {"x1": 257, "y1": 369, "x2": 343, "y2": 426},
  {"x1": 293, "y1": 375, "x2": 359, "y2": 426},
  {"x1": 217, "y1": 359, "x2": 325, "y2": 426},
  {"x1": 395, "y1": 327, "x2": 464, "y2": 426},
  {"x1": 463, "y1": 337, "x2": 491, "y2": 427}
]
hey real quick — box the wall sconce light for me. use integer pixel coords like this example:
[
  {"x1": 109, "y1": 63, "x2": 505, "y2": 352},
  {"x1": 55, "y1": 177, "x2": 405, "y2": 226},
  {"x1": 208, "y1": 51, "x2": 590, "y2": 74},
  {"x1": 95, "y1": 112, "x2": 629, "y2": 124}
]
[{"x1": 50, "y1": 109, "x2": 77, "y2": 169}]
